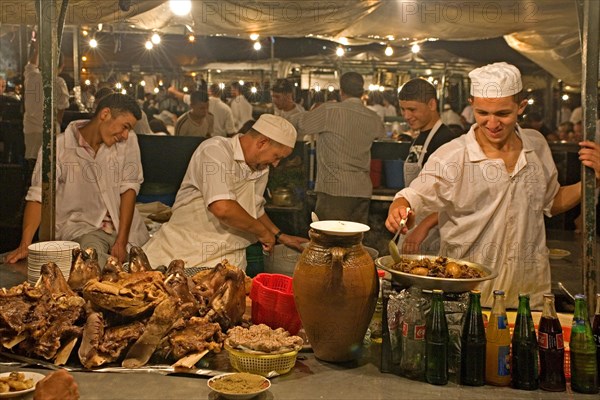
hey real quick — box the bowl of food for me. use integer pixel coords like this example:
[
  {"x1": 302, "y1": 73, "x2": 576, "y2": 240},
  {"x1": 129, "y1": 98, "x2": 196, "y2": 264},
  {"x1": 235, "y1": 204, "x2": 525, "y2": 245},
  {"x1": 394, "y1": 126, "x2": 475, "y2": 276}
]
[
  {"x1": 207, "y1": 372, "x2": 271, "y2": 400},
  {"x1": 375, "y1": 255, "x2": 497, "y2": 293},
  {"x1": 0, "y1": 371, "x2": 45, "y2": 398},
  {"x1": 548, "y1": 248, "x2": 571, "y2": 260}
]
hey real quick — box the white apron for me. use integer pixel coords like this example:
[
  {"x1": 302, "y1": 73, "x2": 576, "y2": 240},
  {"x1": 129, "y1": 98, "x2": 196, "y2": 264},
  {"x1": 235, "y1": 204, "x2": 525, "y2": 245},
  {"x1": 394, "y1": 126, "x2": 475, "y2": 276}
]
[
  {"x1": 399, "y1": 120, "x2": 442, "y2": 254},
  {"x1": 143, "y1": 175, "x2": 259, "y2": 270}
]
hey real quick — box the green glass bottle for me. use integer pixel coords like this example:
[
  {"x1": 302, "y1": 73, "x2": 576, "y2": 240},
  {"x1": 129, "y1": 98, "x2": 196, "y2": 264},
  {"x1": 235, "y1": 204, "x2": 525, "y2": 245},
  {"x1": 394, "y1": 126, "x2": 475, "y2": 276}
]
[
  {"x1": 570, "y1": 294, "x2": 599, "y2": 394},
  {"x1": 426, "y1": 289, "x2": 449, "y2": 385},
  {"x1": 460, "y1": 290, "x2": 486, "y2": 386},
  {"x1": 511, "y1": 293, "x2": 539, "y2": 390}
]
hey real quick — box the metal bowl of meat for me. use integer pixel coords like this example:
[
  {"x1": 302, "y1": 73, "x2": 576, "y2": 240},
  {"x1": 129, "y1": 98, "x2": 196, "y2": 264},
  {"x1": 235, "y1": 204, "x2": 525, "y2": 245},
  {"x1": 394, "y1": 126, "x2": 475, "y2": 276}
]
[{"x1": 375, "y1": 255, "x2": 497, "y2": 293}]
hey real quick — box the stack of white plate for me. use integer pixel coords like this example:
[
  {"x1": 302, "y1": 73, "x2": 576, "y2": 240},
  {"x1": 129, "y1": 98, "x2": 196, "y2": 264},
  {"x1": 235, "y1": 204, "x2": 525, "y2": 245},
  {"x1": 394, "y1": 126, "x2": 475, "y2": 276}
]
[{"x1": 27, "y1": 241, "x2": 80, "y2": 285}]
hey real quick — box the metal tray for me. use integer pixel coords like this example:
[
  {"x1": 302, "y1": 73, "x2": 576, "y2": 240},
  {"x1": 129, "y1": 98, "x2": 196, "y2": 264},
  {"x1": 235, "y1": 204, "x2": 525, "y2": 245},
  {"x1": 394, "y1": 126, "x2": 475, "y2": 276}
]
[{"x1": 375, "y1": 255, "x2": 497, "y2": 293}]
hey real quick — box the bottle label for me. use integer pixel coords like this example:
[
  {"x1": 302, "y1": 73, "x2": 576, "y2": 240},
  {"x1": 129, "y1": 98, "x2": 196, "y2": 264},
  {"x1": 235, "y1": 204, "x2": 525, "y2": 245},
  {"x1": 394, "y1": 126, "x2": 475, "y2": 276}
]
[
  {"x1": 538, "y1": 332, "x2": 564, "y2": 349},
  {"x1": 497, "y1": 345, "x2": 510, "y2": 376},
  {"x1": 497, "y1": 315, "x2": 507, "y2": 329},
  {"x1": 403, "y1": 322, "x2": 426, "y2": 340}
]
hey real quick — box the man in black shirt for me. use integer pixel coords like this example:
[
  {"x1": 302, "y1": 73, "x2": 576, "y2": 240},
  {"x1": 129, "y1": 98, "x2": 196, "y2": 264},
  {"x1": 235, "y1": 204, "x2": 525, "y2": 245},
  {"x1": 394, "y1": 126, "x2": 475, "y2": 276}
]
[{"x1": 397, "y1": 78, "x2": 460, "y2": 254}]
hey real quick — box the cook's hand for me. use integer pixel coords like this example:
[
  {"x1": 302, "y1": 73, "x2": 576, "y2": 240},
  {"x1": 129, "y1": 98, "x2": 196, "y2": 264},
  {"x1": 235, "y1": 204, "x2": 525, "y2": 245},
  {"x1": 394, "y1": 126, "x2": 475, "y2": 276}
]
[
  {"x1": 4, "y1": 244, "x2": 29, "y2": 264},
  {"x1": 278, "y1": 234, "x2": 309, "y2": 252},
  {"x1": 385, "y1": 201, "x2": 414, "y2": 235},
  {"x1": 110, "y1": 240, "x2": 128, "y2": 264},
  {"x1": 257, "y1": 231, "x2": 276, "y2": 254},
  {"x1": 579, "y1": 140, "x2": 600, "y2": 185},
  {"x1": 34, "y1": 369, "x2": 79, "y2": 400}
]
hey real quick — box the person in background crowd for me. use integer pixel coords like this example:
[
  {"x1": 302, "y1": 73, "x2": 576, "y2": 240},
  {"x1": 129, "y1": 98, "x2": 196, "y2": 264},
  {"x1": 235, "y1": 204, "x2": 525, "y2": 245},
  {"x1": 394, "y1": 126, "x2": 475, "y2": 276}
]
[
  {"x1": 142, "y1": 114, "x2": 307, "y2": 269},
  {"x1": 230, "y1": 81, "x2": 253, "y2": 132},
  {"x1": 397, "y1": 78, "x2": 460, "y2": 254},
  {"x1": 461, "y1": 103, "x2": 475, "y2": 127},
  {"x1": 148, "y1": 118, "x2": 170, "y2": 135},
  {"x1": 366, "y1": 91, "x2": 385, "y2": 121},
  {"x1": 386, "y1": 62, "x2": 600, "y2": 310},
  {"x1": 174, "y1": 90, "x2": 214, "y2": 137},
  {"x1": 5, "y1": 94, "x2": 149, "y2": 267},
  {"x1": 291, "y1": 72, "x2": 385, "y2": 224},
  {"x1": 570, "y1": 105, "x2": 582, "y2": 125},
  {"x1": 440, "y1": 103, "x2": 465, "y2": 133},
  {"x1": 271, "y1": 79, "x2": 304, "y2": 121},
  {"x1": 522, "y1": 111, "x2": 553, "y2": 139},
  {"x1": 207, "y1": 83, "x2": 235, "y2": 137},
  {"x1": 23, "y1": 37, "x2": 69, "y2": 164},
  {"x1": 382, "y1": 92, "x2": 398, "y2": 117},
  {"x1": 33, "y1": 369, "x2": 79, "y2": 400},
  {"x1": 556, "y1": 121, "x2": 574, "y2": 141}
]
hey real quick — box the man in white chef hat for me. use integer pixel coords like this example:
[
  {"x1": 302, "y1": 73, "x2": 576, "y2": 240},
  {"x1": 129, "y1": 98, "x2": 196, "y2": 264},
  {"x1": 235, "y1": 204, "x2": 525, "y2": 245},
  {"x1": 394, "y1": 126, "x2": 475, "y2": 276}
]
[
  {"x1": 386, "y1": 62, "x2": 600, "y2": 310},
  {"x1": 143, "y1": 114, "x2": 308, "y2": 270}
]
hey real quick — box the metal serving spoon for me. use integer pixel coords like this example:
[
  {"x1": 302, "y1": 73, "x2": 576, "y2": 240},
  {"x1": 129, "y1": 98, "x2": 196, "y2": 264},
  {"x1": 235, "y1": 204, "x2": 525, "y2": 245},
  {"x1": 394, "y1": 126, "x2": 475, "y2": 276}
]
[{"x1": 388, "y1": 207, "x2": 410, "y2": 263}]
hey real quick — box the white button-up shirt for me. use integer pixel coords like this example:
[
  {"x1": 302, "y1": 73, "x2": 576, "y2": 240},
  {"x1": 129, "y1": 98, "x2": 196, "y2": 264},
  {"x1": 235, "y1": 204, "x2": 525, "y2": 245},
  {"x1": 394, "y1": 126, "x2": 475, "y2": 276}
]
[
  {"x1": 208, "y1": 97, "x2": 235, "y2": 137},
  {"x1": 396, "y1": 125, "x2": 560, "y2": 309}
]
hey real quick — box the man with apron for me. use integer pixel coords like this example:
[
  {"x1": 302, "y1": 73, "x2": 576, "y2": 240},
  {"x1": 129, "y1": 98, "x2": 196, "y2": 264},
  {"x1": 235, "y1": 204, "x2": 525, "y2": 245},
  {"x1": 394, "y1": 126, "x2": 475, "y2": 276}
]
[
  {"x1": 398, "y1": 78, "x2": 460, "y2": 254},
  {"x1": 143, "y1": 114, "x2": 307, "y2": 270}
]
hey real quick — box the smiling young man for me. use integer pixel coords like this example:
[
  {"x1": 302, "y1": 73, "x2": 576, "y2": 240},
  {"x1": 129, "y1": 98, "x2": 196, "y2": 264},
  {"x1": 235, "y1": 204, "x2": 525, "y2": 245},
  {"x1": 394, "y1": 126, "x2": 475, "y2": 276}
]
[
  {"x1": 143, "y1": 114, "x2": 307, "y2": 270},
  {"x1": 386, "y1": 62, "x2": 600, "y2": 309},
  {"x1": 5, "y1": 94, "x2": 150, "y2": 267}
]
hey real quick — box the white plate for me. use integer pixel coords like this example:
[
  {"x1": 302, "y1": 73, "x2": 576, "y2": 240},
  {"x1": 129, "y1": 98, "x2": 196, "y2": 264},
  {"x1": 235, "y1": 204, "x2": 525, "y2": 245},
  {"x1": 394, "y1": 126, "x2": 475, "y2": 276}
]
[
  {"x1": 310, "y1": 220, "x2": 370, "y2": 236},
  {"x1": 0, "y1": 371, "x2": 45, "y2": 398},
  {"x1": 28, "y1": 241, "x2": 79, "y2": 253},
  {"x1": 207, "y1": 373, "x2": 270, "y2": 400},
  {"x1": 548, "y1": 248, "x2": 571, "y2": 260}
]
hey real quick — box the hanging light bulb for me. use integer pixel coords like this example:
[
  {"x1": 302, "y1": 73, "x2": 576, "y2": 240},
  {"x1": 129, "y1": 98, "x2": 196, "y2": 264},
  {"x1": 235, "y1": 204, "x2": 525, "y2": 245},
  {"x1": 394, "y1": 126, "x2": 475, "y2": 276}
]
[
  {"x1": 239, "y1": 80, "x2": 245, "y2": 85},
  {"x1": 385, "y1": 45, "x2": 393, "y2": 57},
  {"x1": 182, "y1": 86, "x2": 189, "y2": 93},
  {"x1": 336, "y1": 46, "x2": 345, "y2": 57},
  {"x1": 151, "y1": 33, "x2": 161, "y2": 45},
  {"x1": 561, "y1": 94, "x2": 569, "y2": 101},
  {"x1": 81, "y1": 56, "x2": 87, "y2": 62},
  {"x1": 121, "y1": 89, "x2": 127, "y2": 95},
  {"x1": 140, "y1": 80, "x2": 146, "y2": 87},
  {"x1": 250, "y1": 87, "x2": 257, "y2": 94},
  {"x1": 188, "y1": 34, "x2": 195, "y2": 43},
  {"x1": 169, "y1": 0, "x2": 192, "y2": 16},
  {"x1": 253, "y1": 41, "x2": 262, "y2": 51},
  {"x1": 89, "y1": 38, "x2": 98, "y2": 48},
  {"x1": 84, "y1": 79, "x2": 91, "y2": 86},
  {"x1": 145, "y1": 40, "x2": 153, "y2": 50},
  {"x1": 249, "y1": 33, "x2": 260, "y2": 41},
  {"x1": 411, "y1": 44, "x2": 421, "y2": 54}
]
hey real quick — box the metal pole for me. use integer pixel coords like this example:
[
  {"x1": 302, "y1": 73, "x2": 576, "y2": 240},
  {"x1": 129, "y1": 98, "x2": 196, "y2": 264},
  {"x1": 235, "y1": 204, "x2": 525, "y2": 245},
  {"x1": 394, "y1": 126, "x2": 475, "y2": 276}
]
[
  {"x1": 73, "y1": 27, "x2": 80, "y2": 88},
  {"x1": 37, "y1": 0, "x2": 57, "y2": 241},
  {"x1": 580, "y1": 0, "x2": 599, "y2": 316}
]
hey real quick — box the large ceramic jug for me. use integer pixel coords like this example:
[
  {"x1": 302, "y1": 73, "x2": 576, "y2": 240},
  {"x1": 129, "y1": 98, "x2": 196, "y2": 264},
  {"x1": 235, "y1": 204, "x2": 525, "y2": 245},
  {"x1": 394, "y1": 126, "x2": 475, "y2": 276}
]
[{"x1": 293, "y1": 222, "x2": 377, "y2": 362}]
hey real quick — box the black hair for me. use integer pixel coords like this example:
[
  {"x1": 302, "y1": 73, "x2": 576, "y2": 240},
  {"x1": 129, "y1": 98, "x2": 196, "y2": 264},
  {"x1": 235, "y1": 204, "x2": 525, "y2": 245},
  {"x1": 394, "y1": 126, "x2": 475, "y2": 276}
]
[
  {"x1": 94, "y1": 93, "x2": 142, "y2": 120},
  {"x1": 340, "y1": 72, "x2": 364, "y2": 98},
  {"x1": 271, "y1": 79, "x2": 294, "y2": 94},
  {"x1": 209, "y1": 83, "x2": 222, "y2": 97},
  {"x1": 190, "y1": 90, "x2": 209, "y2": 104},
  {"x1": 399, "y1": 78, "x2": 437, "y2": 104}
]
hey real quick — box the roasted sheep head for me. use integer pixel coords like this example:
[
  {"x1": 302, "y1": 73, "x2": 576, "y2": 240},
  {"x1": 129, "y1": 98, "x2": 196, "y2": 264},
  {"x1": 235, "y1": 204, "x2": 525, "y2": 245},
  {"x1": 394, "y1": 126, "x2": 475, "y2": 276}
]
[
  {"x1": 101, "y1": 256, "x2": 124, "y2": 283},
  {"x1": 68, "y1": 248, "x2": 102, "y2": 292},
  {"x1": 164, "y1": 260, "x2": 200, "y2": 319},
  {"x1": 82, "y1": 271, "x2": 168, "y2": 318}
]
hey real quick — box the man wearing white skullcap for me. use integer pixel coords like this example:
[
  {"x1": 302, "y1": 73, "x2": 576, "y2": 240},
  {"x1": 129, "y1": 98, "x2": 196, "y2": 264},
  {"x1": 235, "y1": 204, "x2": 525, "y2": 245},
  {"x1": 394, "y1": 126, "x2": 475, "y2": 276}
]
[
  {"x1": 143, "y1": 114, "x2": 308, "y2": 269},
  {"x1": 386, "y1": 62, "x2": 600, "y2": 310}
]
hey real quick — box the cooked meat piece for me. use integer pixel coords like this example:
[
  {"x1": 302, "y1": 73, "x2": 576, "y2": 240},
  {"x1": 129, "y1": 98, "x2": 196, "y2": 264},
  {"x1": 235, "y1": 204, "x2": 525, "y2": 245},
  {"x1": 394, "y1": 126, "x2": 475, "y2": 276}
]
[
  {"x1": 82, "y1": 271, "x2": 168, "y2": 317},
  {"x1": 164, "y1": 317, "x2": 224, "y2": 359},
  {"x1": 68, "y1": 248, "x2": 102, "y2": 292},
  {"x1": 129, "y1": 246, "x2": 153, "y2": 273},
  {"x1": 226, "y1": 324, "x2": 304, "y2": 353},
  {"x1": 101, "y1": 256, "x2": 124, "y2": 282},
  {"x1": 122, "y1": 297, "x2": 181, "y2": 368}
]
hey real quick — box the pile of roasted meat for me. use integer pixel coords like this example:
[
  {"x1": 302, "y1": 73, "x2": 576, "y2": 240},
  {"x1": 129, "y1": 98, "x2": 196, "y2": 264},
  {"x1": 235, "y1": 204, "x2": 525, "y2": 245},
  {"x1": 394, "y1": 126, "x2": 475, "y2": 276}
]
[{"x1": 0, "y1": 247, "x2": 248, "y2": 369}]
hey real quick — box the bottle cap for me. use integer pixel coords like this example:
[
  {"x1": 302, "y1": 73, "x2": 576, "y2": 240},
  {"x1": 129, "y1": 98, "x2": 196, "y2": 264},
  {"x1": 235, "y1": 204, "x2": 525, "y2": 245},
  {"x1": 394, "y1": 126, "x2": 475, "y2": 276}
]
[
  {"x1": 543, "y1": 293, "x2": 555, "y2": 299},
  {"x1": 518, "y1": 293, "x2": 530, "y2": 298},
  {"x1": 377, "y1": 269, "x2": 385, "y2": 278},
  {"x1": 574, "y1": 293, "x2": 586, "y2": 300},
  {"x1": 432, "y1": 289, "x2": 444, "y2": 295},
  {"x1": 493, "y1": 289, "x2": 505, "y2": 295}
]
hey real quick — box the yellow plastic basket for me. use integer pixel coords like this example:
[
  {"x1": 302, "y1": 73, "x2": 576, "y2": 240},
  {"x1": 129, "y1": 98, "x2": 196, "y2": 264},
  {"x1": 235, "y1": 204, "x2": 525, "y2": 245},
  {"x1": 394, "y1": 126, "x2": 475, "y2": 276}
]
[{"x1": 225, "y1": 345, "x2": 298, "y2": 376}]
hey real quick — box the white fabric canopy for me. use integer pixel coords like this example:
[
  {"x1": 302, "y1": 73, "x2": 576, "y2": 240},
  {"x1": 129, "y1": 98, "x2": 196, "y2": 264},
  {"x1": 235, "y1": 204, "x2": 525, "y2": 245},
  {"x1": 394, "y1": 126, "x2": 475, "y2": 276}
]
[{"x1": 4, "y1": 0, "x2": 586, "y2": 84}]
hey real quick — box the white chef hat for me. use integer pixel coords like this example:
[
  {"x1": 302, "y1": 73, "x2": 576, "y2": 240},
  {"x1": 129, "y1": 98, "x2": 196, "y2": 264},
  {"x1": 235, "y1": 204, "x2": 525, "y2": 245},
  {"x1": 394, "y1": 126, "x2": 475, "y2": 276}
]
[
  {"x1": 252, "y1": 114, "x2": 297, "y2": 148},
  {"x1": 469, "y1": 62, "x2": 523, "y2": 98}
]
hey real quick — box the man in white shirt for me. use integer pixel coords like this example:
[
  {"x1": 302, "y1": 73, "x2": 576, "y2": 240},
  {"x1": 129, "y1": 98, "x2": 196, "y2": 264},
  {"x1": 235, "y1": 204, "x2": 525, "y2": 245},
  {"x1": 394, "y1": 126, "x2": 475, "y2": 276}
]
[
  {"x1": 6, "y1": 94, "x2": 149, "y2": 267},
  {"x1": 386, "y1": 62, "x2": 600, "y2": 309},
  {"x1": 207, "y1": 83, "x2": 235, "y2": 137},
  {"x1": 143, "y1": 114, "x2": 307, "y2": 269},
  {"x1": 229, "y1": 82, "x2": 253, "y2": 132}
]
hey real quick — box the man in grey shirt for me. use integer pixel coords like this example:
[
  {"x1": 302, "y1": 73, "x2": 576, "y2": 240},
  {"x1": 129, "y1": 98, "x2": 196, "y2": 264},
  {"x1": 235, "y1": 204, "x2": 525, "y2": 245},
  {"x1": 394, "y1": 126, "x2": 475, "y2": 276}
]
[{"x1": 292, "y1": 72, "x2": 385, "y2": 224}]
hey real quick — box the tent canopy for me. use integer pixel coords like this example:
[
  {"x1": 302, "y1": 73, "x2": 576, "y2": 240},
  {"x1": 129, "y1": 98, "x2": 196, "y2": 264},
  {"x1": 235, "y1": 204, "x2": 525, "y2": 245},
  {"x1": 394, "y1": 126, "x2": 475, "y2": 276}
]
[{"x1": 1, "y1": 0, "x2": 584, "y2": 83}]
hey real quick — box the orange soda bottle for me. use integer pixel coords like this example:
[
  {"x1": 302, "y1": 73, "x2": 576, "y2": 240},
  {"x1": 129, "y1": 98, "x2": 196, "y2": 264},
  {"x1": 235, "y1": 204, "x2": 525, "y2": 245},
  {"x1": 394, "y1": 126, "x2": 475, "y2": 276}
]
[{"x1": 485, "y1": 289, "x2": 511, "y2": 386}]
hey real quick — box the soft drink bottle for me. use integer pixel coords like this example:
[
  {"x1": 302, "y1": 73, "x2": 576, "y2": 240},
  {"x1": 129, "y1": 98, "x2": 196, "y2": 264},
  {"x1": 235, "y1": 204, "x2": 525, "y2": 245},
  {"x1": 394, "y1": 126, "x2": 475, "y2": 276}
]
[
  {"x1": 400, "y1": 287, "x2": 426, "y2": 380},
  {"x1": 425, "y1": 289, "x2": 449, "y2": 385},
  {"x1": 538, "y1": 293, "x2": 566, "y2": 391},
  {"x1": 460, "y1": 290, "x2": 486, "y2": 386},
  {"x1": 570, "y1": 294, "x2": 599, "y2": 394},
  {"x1": 511, "y1": 293, "x2": 539, "y2": 390},
  {"x1": 485, "y1": 289, "x2": 510, "y2": 386},
  {"x1": 592, "y1": 293, "x2": 600, "y2": 384}
]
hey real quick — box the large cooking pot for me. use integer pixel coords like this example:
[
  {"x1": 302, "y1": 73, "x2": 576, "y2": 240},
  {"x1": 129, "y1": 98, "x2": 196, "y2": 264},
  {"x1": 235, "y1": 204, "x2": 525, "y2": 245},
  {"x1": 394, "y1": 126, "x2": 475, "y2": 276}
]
[{"x1": 375, "y1": 255, "x2": 497, "y2": 293}]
